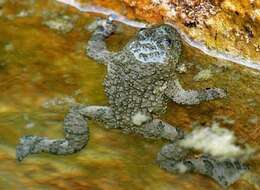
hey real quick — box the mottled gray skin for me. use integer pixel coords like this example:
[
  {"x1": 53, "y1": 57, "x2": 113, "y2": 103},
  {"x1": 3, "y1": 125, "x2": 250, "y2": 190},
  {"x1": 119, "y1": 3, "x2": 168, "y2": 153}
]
[
  {"x1": 16, "y1": 18, "x2": 246, "y2": 188},
  {"x1": 157, "y1": 142, "x2": 248, "y2": 188}
]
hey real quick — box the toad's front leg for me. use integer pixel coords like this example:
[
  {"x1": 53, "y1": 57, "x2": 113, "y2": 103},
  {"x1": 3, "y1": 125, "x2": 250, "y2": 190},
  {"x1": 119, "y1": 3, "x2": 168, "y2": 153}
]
[
  {"x1": 165, "y1": 79, "x2": 226, "y2": 105},
  {"x1": 16, "y1": 105, "x2": 114, "y2": 161},
  {"x1": 86, "y1": 17, "x2": 117, "y2": 65}
]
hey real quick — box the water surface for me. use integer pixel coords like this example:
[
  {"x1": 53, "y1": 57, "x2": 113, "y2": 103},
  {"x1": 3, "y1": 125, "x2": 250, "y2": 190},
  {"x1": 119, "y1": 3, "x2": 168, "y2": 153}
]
[{"x1": 0, "y1": 1, "x2": 259, "y2": 190}]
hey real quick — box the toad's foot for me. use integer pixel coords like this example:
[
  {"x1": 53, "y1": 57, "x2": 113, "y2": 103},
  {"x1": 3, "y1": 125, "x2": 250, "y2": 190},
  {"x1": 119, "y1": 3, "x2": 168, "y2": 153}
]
[
  {"x1": 87, "y1": 16, "x2": 116, "y2": 37},
  {"x1": 16, "y1": 105, "x2": 114, "y2": 161},
  {"x1": 134, "y1": 119, "x2": 184, "y2": 141},
  {"x1": 16, "y1": 135, "x2": 84, "y2": 162},
  {"x1": 157, "y1": 143, "x2": 248, "y2": 188}
]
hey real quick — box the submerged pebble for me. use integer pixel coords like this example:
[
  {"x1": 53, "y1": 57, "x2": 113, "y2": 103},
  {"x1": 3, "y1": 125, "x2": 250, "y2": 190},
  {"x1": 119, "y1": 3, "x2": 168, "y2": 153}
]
[
  {"x1": 0, "y1": 0, "x2": 6, "y2": 5},
  {"x1": 213, "y1": 115, "x2": 235, "y2": 125},
  {"x1": 17, "y1": 10, "x2": 33, "y2": 17},
  {"x1": 247, "y1": 115, "x2": 258, "y2": 125},
  {"x1": 193, "y1": 69, "x2": 213, "y2": 81},
  {"x1": 42, "y1": 96, "x2": 77, "y2": 109},
  {"x1": 42, "y1": 12, "x2": 78, "y2": 33},
  {"x1": 25, "y1": 122, "x2": 35, "y2": 129},
  {"x1": 4, "y1": 43, "x2": 14, "y2": 52},
  {"x1": 247, "y1": 98, "x2": 257, "y2": 107},
  {"x1": 176, "y1": 63, "x2": 187, "y2": 73}
]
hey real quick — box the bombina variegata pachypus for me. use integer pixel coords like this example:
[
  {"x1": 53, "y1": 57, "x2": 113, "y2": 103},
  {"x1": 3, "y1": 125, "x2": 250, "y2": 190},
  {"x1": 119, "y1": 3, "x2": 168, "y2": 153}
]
[{"x1": 16, "y1": 18, "x2": 247, "y2": 188}]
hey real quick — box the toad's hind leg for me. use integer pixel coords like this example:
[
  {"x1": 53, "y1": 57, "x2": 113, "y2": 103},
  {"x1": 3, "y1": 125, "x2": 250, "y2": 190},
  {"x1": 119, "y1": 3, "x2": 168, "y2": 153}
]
[
  {"x1": 134, "y1": 119, "x2": 184, "y2": 141},
  {"x1": 157, "y1": 143, "x2": 248, "y2": 187},
  {"x1": 16, "y1": 105, "x2": 114, "y2": 161}
]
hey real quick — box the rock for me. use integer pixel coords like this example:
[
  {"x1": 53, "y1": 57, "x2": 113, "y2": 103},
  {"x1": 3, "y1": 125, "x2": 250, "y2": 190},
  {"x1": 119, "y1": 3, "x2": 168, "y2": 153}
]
[{"x1": 88, "y1": 0, "x2": 260, "y2": 67}]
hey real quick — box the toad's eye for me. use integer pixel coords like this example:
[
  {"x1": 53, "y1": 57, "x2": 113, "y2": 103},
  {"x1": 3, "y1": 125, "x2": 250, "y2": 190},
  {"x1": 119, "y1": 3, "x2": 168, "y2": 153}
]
[
  {"x1": 163, "y1": 38, "x2": 173, "y2": 47},
  {"x1": 138, "y1": 28, "x2": 149, "y2": 38}
]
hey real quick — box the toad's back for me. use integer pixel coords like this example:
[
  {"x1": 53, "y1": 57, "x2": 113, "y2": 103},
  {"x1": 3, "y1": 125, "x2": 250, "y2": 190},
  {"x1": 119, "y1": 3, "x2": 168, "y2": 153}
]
[
  {"x1": 104, "y1": 61, "x2": 171, "y2": 128},
  {"x1": 103, "y1": 24, "x2": 182, "y2": 128}
]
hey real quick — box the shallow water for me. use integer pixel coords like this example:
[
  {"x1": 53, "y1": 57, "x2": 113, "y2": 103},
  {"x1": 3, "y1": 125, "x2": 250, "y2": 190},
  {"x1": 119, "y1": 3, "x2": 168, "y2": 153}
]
[{"x1": 0, "y1": 0, "x2": 259, "y2": 190}]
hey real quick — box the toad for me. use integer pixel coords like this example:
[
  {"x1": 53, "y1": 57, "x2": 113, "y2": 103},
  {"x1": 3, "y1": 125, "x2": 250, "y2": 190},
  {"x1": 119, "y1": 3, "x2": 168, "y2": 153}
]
[{"x1": 16, "y1": 17, "x2": 246, "y2": 187}]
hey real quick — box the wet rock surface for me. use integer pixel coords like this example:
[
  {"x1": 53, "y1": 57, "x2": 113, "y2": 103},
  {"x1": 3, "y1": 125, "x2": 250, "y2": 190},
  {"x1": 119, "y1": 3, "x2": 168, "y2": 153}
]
[{"x1": 88, "y1": 0, "x2": 260, "y2": 67}]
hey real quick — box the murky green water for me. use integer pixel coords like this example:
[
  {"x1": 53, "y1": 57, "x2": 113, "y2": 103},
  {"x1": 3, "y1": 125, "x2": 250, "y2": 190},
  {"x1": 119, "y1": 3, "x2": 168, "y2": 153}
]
[{"x1": 0, "y1": 1, "x2": 259, "y2": 190}]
